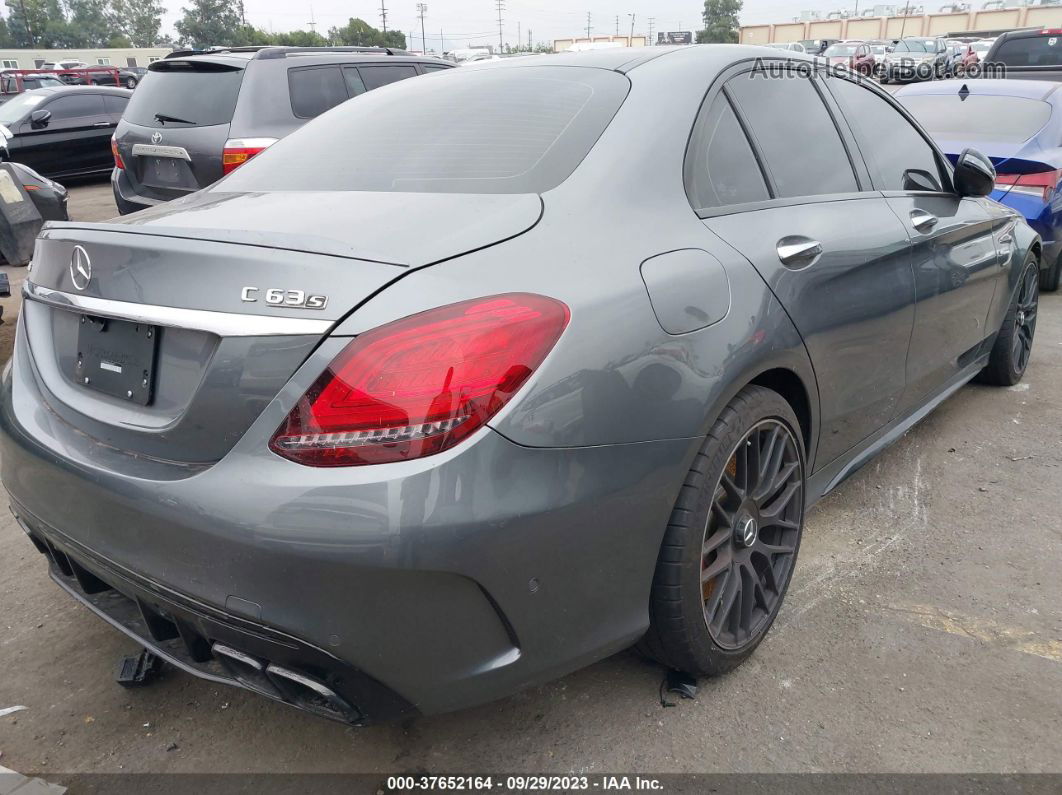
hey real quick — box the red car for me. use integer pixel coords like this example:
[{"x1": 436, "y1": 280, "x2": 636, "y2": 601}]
[
  {"x1": 822, "y1": 40, "x2": 865, "y2": 69},
  {"x1": 947, "y1": 42, "x2": 980, "y2": 76},
  {"x1": 850, "y1": 41, "x2": 888, "y2": 75}
]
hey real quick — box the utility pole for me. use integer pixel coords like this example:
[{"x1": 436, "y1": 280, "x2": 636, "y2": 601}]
[
  {"x1": 648, "y1": 17, "x2": 655, "y2": 46},
  {"x1": 17, "y1": 0, "x2": 35, "y2": 47},
  {"x1": 440, "y1": 28, "x2": 444, "y2": 54},
  {"x1": 416, "y1": 3, "x2": 427, "y2": 54},
  {"x1": 496, "y1": 0, "x2": 505, "y2": 53},
  {"x1": 899, "y1": 1, "x2": 910, "y2": 38},
  {"x1": 615, "y1": 15, "x2": 619, "y2": 36},
  {"x1": 528, "y1": 28, "x2": 532, "y2": 51},
  {"x1": 380, "y1": 0, "x2": 388, "y2": 32},
  {"x1": 628, "y1": 13, "x2": 635, "y2": 45},
  {"x1": 307, "y1": 5, "x2": 316, "y2": 35},
  {"x1": 586, "y1": 12, "x2": 592, "y2": 39},
  {"x1": 517, "y1": 21, "x2": 521, "y2": 51}
]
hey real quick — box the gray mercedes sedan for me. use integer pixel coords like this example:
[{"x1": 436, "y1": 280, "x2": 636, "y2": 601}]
[{"x1": 0, "y1": 46, "x2": 1040, "y2": 725}]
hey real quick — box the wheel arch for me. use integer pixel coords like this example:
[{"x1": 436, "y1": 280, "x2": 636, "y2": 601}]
[{"x1": 748, "y1": 367, "x2": 813, "y2": 458}]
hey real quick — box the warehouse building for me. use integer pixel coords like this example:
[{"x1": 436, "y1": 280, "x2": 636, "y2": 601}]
[{"x1": 0, "y1": 47, "x2": 172, "y2": 71}]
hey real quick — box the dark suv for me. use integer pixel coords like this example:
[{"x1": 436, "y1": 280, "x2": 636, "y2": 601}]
[
  {"x1": 111, "y1": 46, "x2": 454, "y2": 214},
  {"x1": 984, "y1": 27, "x2": 1062, "y2": 81}
]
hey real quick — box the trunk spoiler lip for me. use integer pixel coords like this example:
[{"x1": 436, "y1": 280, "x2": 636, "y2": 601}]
[{"x1": 38, "y1": 221, "x2": 408, "y2": 268}]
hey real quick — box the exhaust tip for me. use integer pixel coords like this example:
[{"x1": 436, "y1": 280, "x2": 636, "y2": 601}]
[
  {"x1": 265, "y1": 663, "x2": 361, "y2": 723},
  {"x1": 212, "y1": 643, "x2": 283, "y2": 699}
]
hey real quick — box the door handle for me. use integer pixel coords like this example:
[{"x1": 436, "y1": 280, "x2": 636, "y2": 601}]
[
  {"x1": 776, "y1": 236, "x2": 823, "y2": 267},
  {"x1": 910, "y1": 209, "x2": 938, "y2": 231},
  {"x1": 92, "y1": 121, "x2": 114, "y2": 127}
]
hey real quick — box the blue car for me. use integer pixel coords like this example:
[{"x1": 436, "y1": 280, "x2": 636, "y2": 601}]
[{"x1": 896, "y1": 79, "x2": 1062, "y2": 291}]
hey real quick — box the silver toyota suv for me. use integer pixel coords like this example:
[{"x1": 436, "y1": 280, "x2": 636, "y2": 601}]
[{"x1": 111, "y1": 46, "x2": 453, "y2": 214}]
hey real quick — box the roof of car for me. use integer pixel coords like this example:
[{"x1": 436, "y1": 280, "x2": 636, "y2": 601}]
[
  {"x1": 894, "y1": 78, "x2": 1062, "y2": 101},
  {"x1": 154, "y1": 47, "x2": 454, "y2": 71},
  {"x1": 22, "y1": 85, "x2": 133, "y2": 98}
]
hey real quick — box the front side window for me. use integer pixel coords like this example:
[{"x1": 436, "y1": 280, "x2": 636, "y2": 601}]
[
  {"x1": 686, "y1": 93, "x2": 769, "y2": 210},
  {"x1": 726, "y1": 70, "x2": 858, "y2": 198},
  {"x1": 44, "y1": 94, "x2": 105, "y2": 121},
  {"x1": 830, "y1": 78, "x2": 943, "y2": 191}
]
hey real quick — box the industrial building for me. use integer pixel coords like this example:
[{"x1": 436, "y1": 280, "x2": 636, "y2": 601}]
[{"x1": 0, "y1": 47, "x2": 172, "y2": 71}]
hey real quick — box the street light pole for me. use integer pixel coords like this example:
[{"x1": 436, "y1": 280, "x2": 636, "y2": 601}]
[{"x1": 628, "y1": 13, "x2": 635, "y2": 46}]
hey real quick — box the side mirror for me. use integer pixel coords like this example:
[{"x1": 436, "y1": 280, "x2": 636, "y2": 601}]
[
  {"x1": 886, "y1": 45, "x2": 894, "y2": 52},
  {"x1": 953, "y1": 147, "x2": 995, "y2": 197},
  {"x1": 902, "y1": 168, "x2": 942, "y2": 192},
  {"x1": 29, "y1": 109, "x2": 50, "y2": 128}
]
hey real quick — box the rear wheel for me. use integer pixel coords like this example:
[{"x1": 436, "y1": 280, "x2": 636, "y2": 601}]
[
  {"x1": 640, "y1": 385, "x2": 806, "y2": 676},
  {"x1": 124, "y1": 76, "x2": 138, "y2": 89},
  {"x1": 979, "y1": 254, "x2": 1039, "y2": 386},
  {"x1": 1041, "y1": 251, "x2": 1061, "y2": 292}
]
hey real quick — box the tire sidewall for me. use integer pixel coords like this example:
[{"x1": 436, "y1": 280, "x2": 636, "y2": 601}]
[{"x1": 678, "y1": 388, "x2": 807, "y2": 671}]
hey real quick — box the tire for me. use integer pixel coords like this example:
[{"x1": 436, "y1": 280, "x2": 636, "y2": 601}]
[
  {"x1": 978, "y1": 253, "x2": 1039, "y2": 386},
  {"x1": 880, "y1": 75, "x2": 890, "y2": 84},
  {"x1": 1040, "y1": 251, "x2": 1061, "y2": 292},
  {"x1": 639, "y1": 385, "x2": 806, "y2": 676},
  {"x1": 125, "y1": 77, "x2": 138, "y2": 89}
]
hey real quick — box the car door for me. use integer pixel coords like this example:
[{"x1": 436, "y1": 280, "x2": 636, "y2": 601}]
[
  {"x1": 825, "y1": 75, "x2": 1003, "y2": 411},
  {"x1": 18, "y1": 92, "x2": 109, "y2": 176},
  {"x1": 693, "y1": 65, "x2": 917, "y2": 467}
]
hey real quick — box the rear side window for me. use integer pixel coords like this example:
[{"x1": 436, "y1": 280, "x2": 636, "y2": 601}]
[
  {"x1": 103, "y1": 94, "x2": 128, "y2": 116},
  {"x1": 358, "y1": 64, "x2": 418, "y2": 91},
  {"x1": 830, "y1": 79, "x2": 944, "y2": 191},
  {"x1": 220, "y1": 66, "x2": 630, "y2": 195},
  {"x1": 289, "y1": 65, "x2": 349, "y2": 118},
  {"x1": 992, "y1": 35, "x2": 1062, "y2": 67},
  {"x1": 123, "y1": 61, "x2": 244, "y2": 128},
  {"x1": 686, "y1": 94, "x2": 769, "y2": 209},
  {"x1": 727, "y1": 71, "x2": 858, "y2": 198},
  {"x1": 422, "y1": 64, "x2": 450, "y2": 72}
]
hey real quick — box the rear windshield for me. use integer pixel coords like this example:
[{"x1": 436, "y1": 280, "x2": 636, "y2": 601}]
[
  {"x1": 992, "y1": 34, "x2": 1062, "y2": 67},
  {"x1": 220, "y1": 66, "x2": 629, "y2": 194},
  {"x1": 123, "y1": 61, "x2": 245, "y2": 128},
  {"x1": 899, "y1": 95, "x2": 1052, "y2": 143},
  {"x1": 825, "y1": 44, "x2": 859, "y2": 56}
]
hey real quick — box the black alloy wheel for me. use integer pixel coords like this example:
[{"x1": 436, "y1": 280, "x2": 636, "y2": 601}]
[
  {"x1": 701, "y1": 419, "x2": 803, "y2": 650},
  {"x1": 1013, "y1": 263, "x2": 1039, "y2": 374}
]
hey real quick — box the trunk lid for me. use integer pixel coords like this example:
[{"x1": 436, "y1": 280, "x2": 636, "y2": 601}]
[{"x1": 21, "y1": 190, "x2": 542, "y2": 466}]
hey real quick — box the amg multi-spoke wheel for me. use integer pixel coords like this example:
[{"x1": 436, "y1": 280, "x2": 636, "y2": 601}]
[
  {"x1": 641, "y1": 385, "x2": 806, "y2": 676},
  {"x1": 979, "y1": 253, "x2": 1040, "y2": 386},
  {"x1": 701, "y1": 420, "x2": 802, "y2": 649}
]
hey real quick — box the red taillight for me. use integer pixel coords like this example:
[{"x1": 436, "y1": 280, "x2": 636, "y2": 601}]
[
  {"x1": 994, "y1": 169, "x2": 1062, "y2": 202},
  {"x1": 111, "y1": 135, "x2": 124, "y2": 170},
  {"x1": 221, "y1": 137, "x2": 277, "y2": 175},
  {"x1": 270, "y1": 294, "x2": 570, "y2": 467}
]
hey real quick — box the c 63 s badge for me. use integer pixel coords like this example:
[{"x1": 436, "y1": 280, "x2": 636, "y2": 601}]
[{"x1": 241, "y1": 287, "x2": 328, "y2": 310}]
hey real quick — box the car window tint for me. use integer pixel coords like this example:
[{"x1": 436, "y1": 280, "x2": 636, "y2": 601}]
[
  {"x1": 686, "y1": 93, "x2": 769, "y2": 209},
  {"x1": 220, "y1": 66, "x2": 629, "y2": 195},
  {"x1": 342, "y1": 67, "x2": 367, "y2": 97},
  {"x1": 357, "y1": 64, "x2": 418, "y2": 91},
  {"x1": 993, "y1": 35, "x2": 1062, "y2": 67},
  {"x1": 123, "y1": 62, "x2": 244, "y2": 128},
  {"x1": 289, "y1": 66, "x2": 349, "y2": 118},
  {"x1": 44, "y1": 93, "x2": 105, "y2": 120},
  {"x1": 830, "y1": 78, "x2": 943, "y2": 191},
  {"x1": 103, "y1": 94, "x2": 128, "y2": 116},
  {"x1": 727, "y1": 71, "x2": 857, "y2": 198}
]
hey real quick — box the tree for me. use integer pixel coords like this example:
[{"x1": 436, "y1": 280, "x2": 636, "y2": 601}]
[
  {"x1": 697, "y1": 0, "x2": 741, "y2": 44},
  {"x1": 0, "y1": 16, "x2": 13, "y2": 47},
  {"x1": 175, "y1": 0, "x2": 244, "y2": 48},
  {"x1": 66, "y1": 0, "x2": 112, "y2": 46},
  {"x1": 328, "y1": 17, "x2": 403, "y2": 49},
  {"x1": 112, "y1": 0, "x2": 165, "y2": 47}
]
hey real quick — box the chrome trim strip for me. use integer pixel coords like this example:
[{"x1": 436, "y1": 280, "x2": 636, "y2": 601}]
[
  {"x1": 23, "y1": 283, "x2": 334, "y2": 337},
  {"x1": 131, "y1": 143, "x2": 192, "y2": 161}
]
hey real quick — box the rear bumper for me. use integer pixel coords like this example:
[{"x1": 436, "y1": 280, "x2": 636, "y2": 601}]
[
  {"x1": 0, "y1": 346, "x2": 695, "y2": 720},
  {"x1": 110, "y1": 168, "x2": 166, "y2": 216}
]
